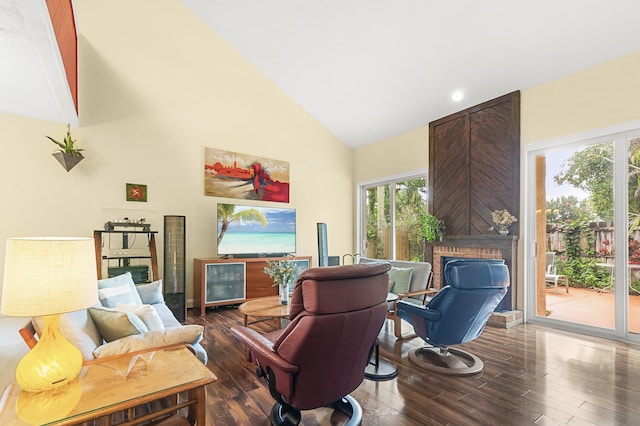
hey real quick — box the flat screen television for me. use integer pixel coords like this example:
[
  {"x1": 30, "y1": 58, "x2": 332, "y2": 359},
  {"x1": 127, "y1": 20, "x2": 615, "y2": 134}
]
[{"x1": 217, "y1": 203, "x2": 296, "y2": 257}]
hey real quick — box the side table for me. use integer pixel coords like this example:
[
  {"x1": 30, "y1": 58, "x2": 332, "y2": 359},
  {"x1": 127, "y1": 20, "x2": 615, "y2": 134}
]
[
  {"x1": 0, "y1": 346, "x2": 215, "y2": 425},
  {"x1": 238, "y1": 295, "x2": 290, "y2": 328},
  {"x1": 365, "y1": 293, "x2": 399, "y2": 381}
]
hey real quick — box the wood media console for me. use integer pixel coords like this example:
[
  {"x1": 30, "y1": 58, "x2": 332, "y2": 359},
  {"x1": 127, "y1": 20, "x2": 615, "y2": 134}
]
[{"x1": 193, "y1": 256, "x2": 311, "y2": 315}]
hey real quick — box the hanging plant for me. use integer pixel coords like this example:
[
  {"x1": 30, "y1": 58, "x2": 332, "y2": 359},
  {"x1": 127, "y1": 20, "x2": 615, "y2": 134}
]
[{"x1": 46, "y1": 124, "x2": 84, "y2": 172}]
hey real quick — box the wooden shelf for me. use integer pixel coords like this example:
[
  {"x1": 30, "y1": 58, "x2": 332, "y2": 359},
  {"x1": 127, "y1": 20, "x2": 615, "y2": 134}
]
[{"x1": 93, "y1": 230, "x2": 159, "y2": 283}]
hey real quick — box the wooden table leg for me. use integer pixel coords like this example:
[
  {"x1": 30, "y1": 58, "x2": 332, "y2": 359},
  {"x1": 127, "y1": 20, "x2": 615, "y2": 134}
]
[{"x1": 188, "y1": 385, "x2": 206, "y2": 425}]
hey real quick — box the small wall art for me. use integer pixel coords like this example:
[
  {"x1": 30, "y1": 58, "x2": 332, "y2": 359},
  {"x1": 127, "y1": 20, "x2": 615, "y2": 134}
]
[
  {"x1": 126, "y1": 183, "x2": 147, "y2": 202},
  {"x1": 204, "y1": 147, "x2": 290, "y2": 203}
]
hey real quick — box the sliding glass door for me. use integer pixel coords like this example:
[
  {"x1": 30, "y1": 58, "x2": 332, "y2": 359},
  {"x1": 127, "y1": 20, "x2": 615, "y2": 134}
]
[{"x1": 527, "y1": 127, "x2": 640, "y2": 339}]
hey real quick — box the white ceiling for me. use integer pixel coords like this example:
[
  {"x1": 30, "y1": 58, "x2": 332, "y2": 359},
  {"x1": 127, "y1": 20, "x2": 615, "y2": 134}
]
[
  {"x1": 181, "y1": 0, "x2": 640, "y2": 148},
  {"x1": 0, "y1": 0, "x2": 77, "y2": 126},
  {"x1": 2, "y1": 1, "x2": 640, "y2": 148}
]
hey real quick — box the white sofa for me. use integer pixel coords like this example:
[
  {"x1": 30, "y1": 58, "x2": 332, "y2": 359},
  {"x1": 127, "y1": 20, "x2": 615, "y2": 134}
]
[{"x1": 30, "y1": 272, "x2": 207, "y2": 364}]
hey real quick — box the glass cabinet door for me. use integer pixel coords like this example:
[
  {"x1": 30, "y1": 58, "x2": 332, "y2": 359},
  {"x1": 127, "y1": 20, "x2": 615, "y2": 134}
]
[{"x1": 205, "y1": 262, "x2": 246, "y2": 304}]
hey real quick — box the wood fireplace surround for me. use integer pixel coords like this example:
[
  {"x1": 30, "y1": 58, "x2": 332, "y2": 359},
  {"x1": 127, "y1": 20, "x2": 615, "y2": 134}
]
[{"x1": 427, "y1": 91, "x2": 520, "y2": 311}]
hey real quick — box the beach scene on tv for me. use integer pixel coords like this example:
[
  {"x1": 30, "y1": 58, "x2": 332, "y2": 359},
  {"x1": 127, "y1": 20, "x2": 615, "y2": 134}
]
[{"x1": 217, "y1": 203, "x2": 296, "y2": 257}]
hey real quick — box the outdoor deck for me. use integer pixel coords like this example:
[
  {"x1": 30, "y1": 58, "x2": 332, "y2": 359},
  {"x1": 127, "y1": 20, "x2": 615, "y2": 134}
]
[{"x1": 546, "y1": 286, "x2": 640, "y2": 331}]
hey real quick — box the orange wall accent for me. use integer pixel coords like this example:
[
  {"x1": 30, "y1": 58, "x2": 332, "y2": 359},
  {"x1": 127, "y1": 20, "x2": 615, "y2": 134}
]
[{"x1": 46, "y1": 0, "x2": 78, "y2": 113}]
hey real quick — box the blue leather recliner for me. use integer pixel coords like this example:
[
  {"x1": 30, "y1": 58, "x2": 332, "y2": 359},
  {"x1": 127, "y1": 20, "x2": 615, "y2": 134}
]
[{"x1": 396, "y1": 259, "x2": 509, "y2": 375}]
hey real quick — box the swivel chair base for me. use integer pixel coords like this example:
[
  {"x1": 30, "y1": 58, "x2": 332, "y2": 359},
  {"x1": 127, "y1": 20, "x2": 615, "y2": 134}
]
[
  {"x1": 270, "y1": 394, "x2": 363, "y2": 426},
  {"x1": 408, "y1": 345, "x2": 484, "y2": 376}
]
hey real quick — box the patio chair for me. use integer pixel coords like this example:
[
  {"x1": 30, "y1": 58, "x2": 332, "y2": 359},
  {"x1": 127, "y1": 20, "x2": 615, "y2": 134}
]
[{"x1": 546, "y1": 252, "x2": 569, "y2": 294}]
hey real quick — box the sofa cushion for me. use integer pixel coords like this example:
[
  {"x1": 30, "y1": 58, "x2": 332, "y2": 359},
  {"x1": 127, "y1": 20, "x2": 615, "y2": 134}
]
[
  {"x1": 117, "y1": 303, "x2": 165, "y2": 331},
  {"x1": 153, "y1": 302, "x2": 182, "y2": 328},
  {"x1": 136, "y1": 280, "x2": 164, "y2": 305},
  {"x1": 92, "y1": 324, "x2": 204, "y2": 359},
  {"x1": 388, "y1": 267, "x2": 413, "y2": 294},
  {"x1": 33, "y1": 309, "x2": 102, "y2": 360},
  {"x1": 359, "y1": 257, "x2": 432, "y2": 304},
  {"x1": 88, "y1": 306, "x2": 149, "y2": 342},
  {"x1": 97, "y1": 272, "x2": 143, "y2": 307}
]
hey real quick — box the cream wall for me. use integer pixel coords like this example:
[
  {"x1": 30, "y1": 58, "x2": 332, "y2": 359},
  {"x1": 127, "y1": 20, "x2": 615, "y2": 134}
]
[
  {"x1": 521, "y1": 51, "x2": 640, "y2": 144},
  {"x1": 0, "y1": 0, "x2": 353, "y2": 305},
  {"x1": 353, "y1": 126, "x2": 428, "y2": 183}
]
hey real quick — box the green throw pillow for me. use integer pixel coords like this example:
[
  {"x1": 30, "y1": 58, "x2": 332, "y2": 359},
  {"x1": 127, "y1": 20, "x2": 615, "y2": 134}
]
[
  {"x1": 88, "y1": 306, "x2": 149, "y2": 342},
  {"x1": 389, "y1": 267, "x2": 413, "y2": 294}
]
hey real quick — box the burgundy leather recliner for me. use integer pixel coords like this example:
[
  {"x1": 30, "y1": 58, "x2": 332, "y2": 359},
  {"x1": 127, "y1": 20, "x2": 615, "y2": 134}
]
[{"x1": 231, "y1": 262, "x2": 391, "y2": 425}]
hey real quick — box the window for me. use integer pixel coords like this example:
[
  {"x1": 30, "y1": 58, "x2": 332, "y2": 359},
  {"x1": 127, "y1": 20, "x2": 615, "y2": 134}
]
[{"x1": 359, "y1": 172, "x2": 428, "y2": 261}]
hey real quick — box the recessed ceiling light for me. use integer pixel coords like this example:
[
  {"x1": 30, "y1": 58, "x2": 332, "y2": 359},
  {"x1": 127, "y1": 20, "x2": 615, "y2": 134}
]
[{"x1": 451, "y1": 91, "x2": 464, "y2": 102}]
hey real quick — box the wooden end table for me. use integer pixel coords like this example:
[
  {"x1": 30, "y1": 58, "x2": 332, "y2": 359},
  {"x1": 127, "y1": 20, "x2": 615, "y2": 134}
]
[
  {"x1": 238, "y1": 295, "x2": 290, "y2": 328},
  {"x1": 0, "y1": 346, "x2": 216, "y2": 425}
]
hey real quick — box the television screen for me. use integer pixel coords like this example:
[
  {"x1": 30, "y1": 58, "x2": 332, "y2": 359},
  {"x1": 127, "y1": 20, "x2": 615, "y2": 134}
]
[{"x1": 217, "y1": 203, "x2": 296, "y2": 257}]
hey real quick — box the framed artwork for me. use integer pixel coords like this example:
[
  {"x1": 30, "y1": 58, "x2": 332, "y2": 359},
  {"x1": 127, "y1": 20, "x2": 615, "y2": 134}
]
[
  {"x1": 204, "y1": 147, "x2": 290, "y2": 203},
  {"x1": 126, "y1": 183, "x2": 147, "y2": 202}
]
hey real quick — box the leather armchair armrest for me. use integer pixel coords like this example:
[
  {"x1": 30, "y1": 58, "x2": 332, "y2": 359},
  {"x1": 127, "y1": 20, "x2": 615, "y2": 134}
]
[
  {"x1": 231, "y1": 326, "x2": 299, "y2": 399},
  {"x1": 231, "y1": 326, "x2": 297, "y2": 373},
  {"x1": 396, "y1": 300, "x2": 441, "y2": 322}
]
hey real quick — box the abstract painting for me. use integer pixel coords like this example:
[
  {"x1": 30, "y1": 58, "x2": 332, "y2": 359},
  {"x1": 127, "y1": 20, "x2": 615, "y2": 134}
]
[{"x1": 204, "y1": 147, "x2": 290, "y2": 203}]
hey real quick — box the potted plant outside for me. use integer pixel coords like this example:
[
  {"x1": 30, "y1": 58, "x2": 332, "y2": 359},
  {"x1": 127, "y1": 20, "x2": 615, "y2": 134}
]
[{"x1": 46, "y1": 124, "x2": 84, "y2": 172}]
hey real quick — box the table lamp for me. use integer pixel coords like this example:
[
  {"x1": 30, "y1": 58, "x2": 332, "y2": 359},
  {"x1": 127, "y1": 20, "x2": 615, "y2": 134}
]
[{"x1": 1, "y1": 237, "x2": 98, "y2": 392}]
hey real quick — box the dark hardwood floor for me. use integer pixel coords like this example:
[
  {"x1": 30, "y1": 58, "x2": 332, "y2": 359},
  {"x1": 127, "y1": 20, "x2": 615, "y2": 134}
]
[{"x1": 186, "y1": 306, "x2": 640, "y2": 425}]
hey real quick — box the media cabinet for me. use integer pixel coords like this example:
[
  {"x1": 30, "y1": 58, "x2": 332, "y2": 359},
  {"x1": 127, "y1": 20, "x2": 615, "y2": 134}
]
[{"x1": 193, "y1": 256, "x2": 312, "y2": 315}]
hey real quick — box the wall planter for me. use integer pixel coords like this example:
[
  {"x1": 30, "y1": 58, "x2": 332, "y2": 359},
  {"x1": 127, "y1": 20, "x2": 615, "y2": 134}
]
[
  {"x1": 52, "y1": 151, "x2": 84, "y2": 172},
  {"x1": 46, "y1": 124, "x2": 84, "y2": 172}
]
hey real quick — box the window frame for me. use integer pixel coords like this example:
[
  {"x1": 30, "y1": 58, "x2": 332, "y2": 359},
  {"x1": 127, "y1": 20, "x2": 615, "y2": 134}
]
[{"x1": 357, "y1": 168, "x2": 428, "y2": 260}]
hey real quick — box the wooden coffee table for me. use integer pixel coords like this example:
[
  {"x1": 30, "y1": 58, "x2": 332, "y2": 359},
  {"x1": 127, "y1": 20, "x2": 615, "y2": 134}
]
[
  {"x1": 238, "y1": 295, "x2": 290, "y2": 328},
  {"x1": 0, "y1": 346, "x2": 215, "y2": 425}
]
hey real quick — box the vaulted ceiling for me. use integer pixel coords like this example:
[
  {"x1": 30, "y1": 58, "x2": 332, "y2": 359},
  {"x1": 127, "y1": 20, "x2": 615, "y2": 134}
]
[{"x1": 3, "y1": 0, "x2": 640, "y2": 148}]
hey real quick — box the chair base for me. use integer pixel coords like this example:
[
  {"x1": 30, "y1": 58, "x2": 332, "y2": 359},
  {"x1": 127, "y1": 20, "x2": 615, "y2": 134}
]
[
  {"x1": 408, "y1": 345, "x2": 484, "y2": 376},
  {"x1": 269, "y1": 395, "x2": 363, "y2": 426}
]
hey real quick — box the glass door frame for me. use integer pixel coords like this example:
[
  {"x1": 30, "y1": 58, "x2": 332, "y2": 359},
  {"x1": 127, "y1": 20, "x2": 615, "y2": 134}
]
[{"x1": 523, "y1": 121, "x2": 640, "y2": 342}]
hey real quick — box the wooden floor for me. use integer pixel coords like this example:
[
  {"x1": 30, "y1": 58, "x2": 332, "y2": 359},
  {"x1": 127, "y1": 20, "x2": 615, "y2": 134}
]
[{"x1": 186, "y1": 306, "x2": 640, "y2": 426}]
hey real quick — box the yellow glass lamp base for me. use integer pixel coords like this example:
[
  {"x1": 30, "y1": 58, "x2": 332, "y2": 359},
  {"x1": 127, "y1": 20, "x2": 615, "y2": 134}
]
[
  {"x1": 16, "y1": 314, "x2": 83, "y2": 393},
  {"x1": 17, "y1": 378, "x2": 82, "y2": 424}
]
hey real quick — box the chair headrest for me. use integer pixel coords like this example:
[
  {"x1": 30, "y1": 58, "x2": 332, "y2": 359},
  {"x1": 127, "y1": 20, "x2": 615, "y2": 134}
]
[
  {"x1": 289, "y1": 263, "x2": 391, "y2": 317},
  {"x1": 298, "y1": 262, "x2": 391, "y2": 282},
  {"x1": 443, "y1": 260, "x2": 509, "y2": 289}
]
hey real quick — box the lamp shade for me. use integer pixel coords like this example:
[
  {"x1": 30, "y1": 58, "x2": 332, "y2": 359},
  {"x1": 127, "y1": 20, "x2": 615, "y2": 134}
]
[{"x1": 1, "y1": 237, "x2": 98, "y2": 317}]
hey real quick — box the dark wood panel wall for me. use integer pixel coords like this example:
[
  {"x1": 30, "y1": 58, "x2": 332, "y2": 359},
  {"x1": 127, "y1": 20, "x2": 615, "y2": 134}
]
[{"x1": 429, "y1": 91, "x2": 520, "y2": 236}]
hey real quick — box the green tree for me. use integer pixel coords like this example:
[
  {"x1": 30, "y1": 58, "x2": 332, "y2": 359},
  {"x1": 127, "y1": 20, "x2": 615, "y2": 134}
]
[
  {"x1": 554, "y1": 144, "x2": 614, "y2": 221},
  {"x1": 627, "y1": 137, "x2": 640, "y2": 228},
  {"x1": 554, "y1": 140, "x2": 640, "y2": 228},
  {"x1": 546, "y1": 195, "x2": 590, "y2": 225},
  {"x1": 217, "y1": 204, "x2": 267, "y2": 245},
  {"x1": 395, "y1": 178, "x2": 432, "y2": 261}
]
